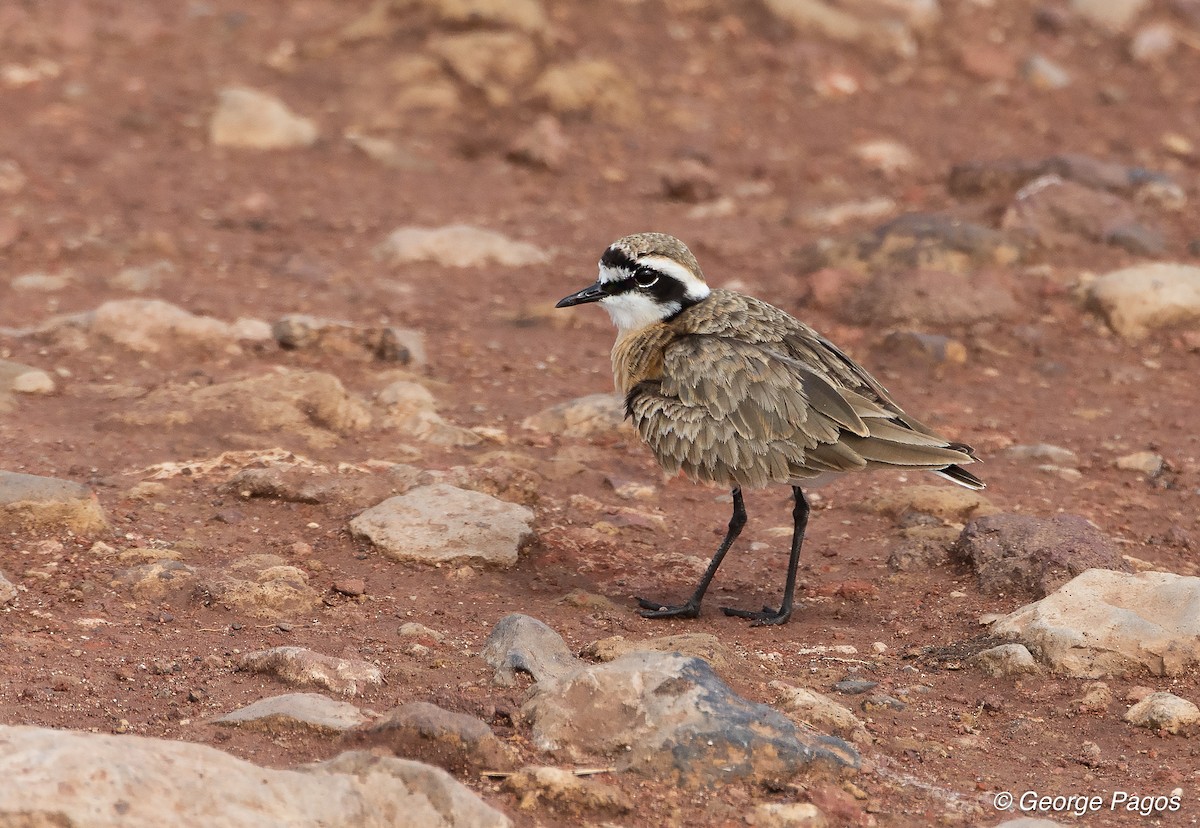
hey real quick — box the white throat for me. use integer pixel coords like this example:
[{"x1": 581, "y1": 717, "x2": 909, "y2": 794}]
[{"x1": 601, "y1": 293, "x2": 677, "y2": 335}]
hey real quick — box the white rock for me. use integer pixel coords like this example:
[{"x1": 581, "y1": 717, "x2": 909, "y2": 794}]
[
  {"x1": 210, "y1": 87, "x2": 318, "y2": 149},
  {"x1": 1123, "y1": 691, "x2": 1200, "y2": 734},
  {"x1": 770, "y1": 681, "x2": 871, "y2": 744},
  {"x1": 1071, "y1": 0, "x2": 1147, "y2": 31},
  {"x1": 350, "y1": 484, "x2": 534, "y2": 568},
  {"x1": 992, "y1": 569, "x2": 1200, "y2": 677},
  {"x1": 1129, "y1": 22, "x2": 1177, "y2": 62},
  {"x1": 852, "y1": 138, "x2": 917, "y2": 176},
  {"x1": 1087, "y1": 263, "x2": 1200, "y2": 340},
  {"x1": 971, "y1": 643, "x2": 1038, "y2": 677},
  {"x1": 214, "y1": 693, "x2": 369, "y2": 733},
  {"x1": 0, "y1": 571, "x2": 17, "y2": 604},
  {"x1": 0, "y1": 725, "x2": 509, "y2": 827},
  {"x1": 239, "y1": 647, "x2": 384, "y2": 696},
  {"x1": 380, "y1": 380, "x2": 481, "y2": 446},
  {"x1": 374, "y1": 225, "x2": 548, "y2": 268},
  {"x1": 110, "y1": 260, "x2": 175, "y2": 292},
  {"x1": 11, "y1": 370, "x2": 55, "y2": 395},
  {"x1": 1114, "y1": 450, "x2": 1163, "y2": 475},
  {"x1": 86, "y1": 299, "x2": 239, "y2": 353},
  {"x1": 1004, "y1": 444, "x2": 1079, "y2": 468},
  {"x1": 748, "y1": 802, "x2": 828, "y2": 828},
  {"x1": 521, "y1": 393, "x2": 632, "y2": 438}
]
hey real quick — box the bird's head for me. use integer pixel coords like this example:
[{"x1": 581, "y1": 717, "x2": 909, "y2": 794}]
[{"x1": 556, "y1": 233, "x2": 712, "y2": 334}]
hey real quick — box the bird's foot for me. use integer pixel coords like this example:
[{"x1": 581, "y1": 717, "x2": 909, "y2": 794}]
[
  {"x1": 637, "y1": 597, "x2": 701, "y2": 619},
  {"x1": 721, "y1": 604, "x2": 792, "y2": 626}
]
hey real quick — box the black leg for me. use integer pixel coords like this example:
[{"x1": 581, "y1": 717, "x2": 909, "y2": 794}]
[
  {"x1": 638, "y1": 488, "x2": 746, "y2": 619},
  {"x1": 722, "y1": 486, "x2": 808, "y2": 626}
]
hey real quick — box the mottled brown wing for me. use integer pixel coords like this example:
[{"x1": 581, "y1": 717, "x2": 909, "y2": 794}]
[{"x1": 627, "y1": 331, "x2": 977, "y2": 489}]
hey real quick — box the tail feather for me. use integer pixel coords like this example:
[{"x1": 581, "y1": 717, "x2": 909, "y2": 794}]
[{"x1": 933, "y1": 463, "x2": 985, "y2": 490}]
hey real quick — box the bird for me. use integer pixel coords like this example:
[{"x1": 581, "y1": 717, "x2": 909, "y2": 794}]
[{"x1": 555, "y1": 232, "x2": 983, "y2": 626}]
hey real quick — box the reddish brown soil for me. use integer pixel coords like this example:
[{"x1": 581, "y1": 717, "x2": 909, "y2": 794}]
[{"x1": 1, "y1": 1, "x2": 1199, "y2": 826}]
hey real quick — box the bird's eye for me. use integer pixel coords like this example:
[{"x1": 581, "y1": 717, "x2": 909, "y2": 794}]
[{"x1": 633, "y1": 267, "x2": 659, "y2": 288}]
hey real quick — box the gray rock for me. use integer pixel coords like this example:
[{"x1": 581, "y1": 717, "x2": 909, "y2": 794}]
[
  {"x1": 210, "y1": 86, "x2": 318, "y2": 149},
  {"x1": 502, "y1": 765, "x2": 632, "y2": 817},
  {"x1": 1123, "y1": 691, "x2": 1199, "y2": 734},
  {"x1": 110, "y1": 370, "x2": 371, "y2": 450},
  {"x1": 1002, "y1": 175, "x2": 1160, "y2": 252},
  {"x1": 350, "y1": 484, "x2": 534, "y2": 568},
  {"x1": 971, "y1": 644, "x2": 1039, "y2": 677},
  {"x1": 522, "y1": 649, "x2": 858, "y2": 786},
  {"x1": 770, "y1": 681, "x2": 872, "y2": 744},
  {"x1": 214, "y1": 693, "x2": 369, "y2": 733},
  {"x1": 199, "y1": 554, "x2": 322, "y2": 618},
  {"x1": 1088, "y1": 263, "x2": 1200, "y2": 340},
  {"x1": 481, "y1": 613, "x2": 579, "y2": 686},
  {"x1": 991, "y1": 569, "x2": 1200, "y2": 677},
  {"x1": 346, "y1": 701, "x2": 517, "y2": 773},
  {"x1": 798, "y1": 213, "x2": 1023, "y2": 276},
  {"x1": 948, "y1": 154, "x2": 1179, "y2": 202},
  {"x1": 0, "y1": 725, "x2": 509, "y2": 827},
  {"x1": 521, "y1": 393, "x2": 632, "y2": 438},
  {"x1": 846, "y1": 266, "x2": 1019, "y2": 328},
  {"x1": 273, "y1": 314, "x2": 426, "y2": 366},
  {"x1": 239, "y1": 646, "x2": 384, "y2": 696},
  {"x1": 953, "y1": 514, "x2": 1130, "y2": 598},
  {"x1": 832, "y1": 678, "x2": 878, "y2": 695},
  {"x1": 0, "y1": 471, "x2": 109, "y2": 535},
  {"x1": 373, "y1": 225, "x2": 548, "y2": 268}
]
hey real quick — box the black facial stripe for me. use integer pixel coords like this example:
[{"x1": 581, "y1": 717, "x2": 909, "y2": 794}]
[{"x1": 600, "y1": 246, "x2": 638, "y2": 271}]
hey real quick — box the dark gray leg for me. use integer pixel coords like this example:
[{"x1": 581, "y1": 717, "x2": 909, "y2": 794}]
[
  {"x1": 638, "y1": 488, "x2": 746, "y2": 619},
  {"x1": 722, "y1": 486, "x2": 808, "y2": 626}
]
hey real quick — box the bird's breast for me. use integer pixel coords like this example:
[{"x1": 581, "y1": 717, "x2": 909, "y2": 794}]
[{"x1": 610, "y1": 325, "x2": 672, "y2": 396}]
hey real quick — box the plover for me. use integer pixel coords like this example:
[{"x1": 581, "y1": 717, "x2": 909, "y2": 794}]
[{"x1": 556, "y1": 232, "x2": 982, "y2": 625}]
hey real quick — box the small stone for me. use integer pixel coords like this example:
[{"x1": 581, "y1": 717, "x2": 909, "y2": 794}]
[
  {"x1": 880, "y1": 331, "x2": 967, "y2": 364},
  {"x1": 747, "y1": 802, "x2": 827, "y2": 828},
  {"x1": 1004, "y1": 444, "x2": 1079, "y2": 468},
  {"x1": 532, "y1": 60, "x2": 639, "y2": 123},
  {"x1": 398, "y1": 622, "x2": 446, "y2": 643},
  {"x1": 1073, "y1": 681, "x2": 1112, "y2": 714},
  {"x1": 110, "y1": 260, "x2": 174, "y2": 293},
  {"x1": 1114, "y1": 450, "x2": 1164, "y2": 476},
  {"x1": 1087, "y1": 263, "x2": 1200, "y2": 340},
  {"x1": 507, "y1": 115, "x2": 569, "y2": 171},
  {"x1": 0, "y1": 471, "x2": 109, "y2": 535},
  {"x1": 333, "y1": 578, "x2": 366, "y2": 597},
  {"x1": 12, "y1": 271, "x2": 70, "y2": 292},
  {"x1": 11, "y1": 370, "x2": 55, "y2": 395},
  {"x1": 1022, "y1": 54, "x2": 1071, "y2": 89},
  {"x1": 481, "y1": 613, "x2": 579, "y2": 686},
  {"x1": 0, "y1": 570, "x2": 17, "y2": 604},
  {"x1": 770, "y1": 681, "x2": 871, "y2": 744},
  {"x1": 1130, "y1": 22, "x2": 1177, "y2": 61},
  {"x1": 373, "y1": 224, "x2": 548, "y2": 268},
  {"x1": 832, "y1": 678, "x2": 878, "y2": 695},
  {"x1": 851, "y1": 139, "x2": 916, "y2": 176},
  {"x1": 522, "y1": 393, "x2": 631, "y2": 438},
  {"x1": 580, "y1": 633, "x2": 729, "y2": 669},
  {"x1": 861, "y1": 485, "x2": 996, "y2": 524},
  {"x1": 238, "y1": 646, "x2": 384, "y2": 696},
  {"x1": 213, "y1": 693, "x2": 368, "y2": 733},
  {"x1": 1071, "y1": 0, "x2": 1148, "y2": 31},
  {"x1": 199, "y1": 554, "x2": 322, "y2": 618},
  {"x1": 861, "y1": 694, "x2": 905, "y2": 712},
  {"x1": 953, "y1": 513, "x2": 1129, "y2": 598},
  {"x1": 427, "y1": 31, "x2": 537, "y2": 107},
  {"x1": 658, "y1": 158, "x2": 719, "y2": 203},
  {"x1": 210, "y1": 87, "x2": 318, "y2": 149},
  {"x1": 1123, "y1": 691, "x2": 1199, "y2": 734},
  {"x1": 502, "y1": 766, "x2": 632, "y2": 816},
  {"x1": 350, "y1": 484, "x2": 534, "y2": 568}
]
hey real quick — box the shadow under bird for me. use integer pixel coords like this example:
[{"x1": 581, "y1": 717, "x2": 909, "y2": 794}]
[{"x1": 556, "y1": 232, "x2": 983, "y2": 626}]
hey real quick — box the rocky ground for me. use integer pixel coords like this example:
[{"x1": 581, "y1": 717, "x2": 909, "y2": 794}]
[{"x1": 2, "y1": 0, "x2": 1200, "y2": 825}]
